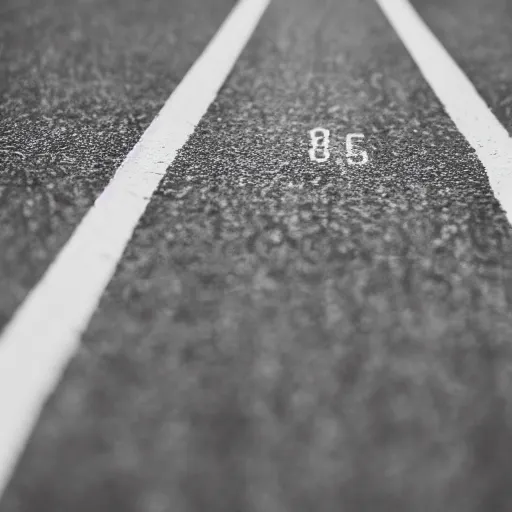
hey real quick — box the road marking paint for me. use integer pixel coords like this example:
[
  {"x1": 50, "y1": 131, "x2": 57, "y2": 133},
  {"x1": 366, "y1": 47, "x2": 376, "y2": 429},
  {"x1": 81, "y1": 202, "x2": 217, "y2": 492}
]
[
  {"x1": 0, "y1": 0, "x2": 270, "y2": 498},
  {"x1": 375, "y1": 0, "x2": 512, "y2": 225}
]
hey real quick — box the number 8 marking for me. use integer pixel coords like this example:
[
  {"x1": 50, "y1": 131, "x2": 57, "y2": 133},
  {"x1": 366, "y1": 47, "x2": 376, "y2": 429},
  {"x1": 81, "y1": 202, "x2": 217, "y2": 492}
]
[{"x1": 309, "y1": 127, "x2": 331, "y2": 163}]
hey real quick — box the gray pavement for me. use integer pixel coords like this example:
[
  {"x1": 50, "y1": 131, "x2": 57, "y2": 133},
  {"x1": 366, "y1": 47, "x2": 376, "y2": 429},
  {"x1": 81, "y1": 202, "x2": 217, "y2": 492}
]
[
  {"x1": 2, "y1": 0, "x2": 512, "y2": 511},
  {"x1": 0, "y1": 0, "x2": 236, "y2": 330}
]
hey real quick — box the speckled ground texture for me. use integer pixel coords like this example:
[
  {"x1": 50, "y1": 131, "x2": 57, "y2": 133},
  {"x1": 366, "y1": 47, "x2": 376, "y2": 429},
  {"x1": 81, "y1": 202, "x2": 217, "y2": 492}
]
[{"x1": 2, "y1": 0, "x2": 512, "y2": 511}]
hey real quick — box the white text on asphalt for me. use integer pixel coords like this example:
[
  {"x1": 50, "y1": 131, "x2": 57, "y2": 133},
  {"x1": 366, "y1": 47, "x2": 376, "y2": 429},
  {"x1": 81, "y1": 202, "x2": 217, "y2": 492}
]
[{"x1": 309, "y1": 128, "x2": 369, "y2": 165}]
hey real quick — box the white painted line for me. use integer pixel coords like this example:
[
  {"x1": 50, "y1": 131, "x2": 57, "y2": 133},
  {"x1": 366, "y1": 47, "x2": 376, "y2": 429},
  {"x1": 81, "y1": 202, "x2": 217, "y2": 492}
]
[
  {"x1": 0, "y1": 0, "x2": 270, "y2": 498},
  {"x1": 375, "y1": 0, "x2": 512, "y2": 225}
]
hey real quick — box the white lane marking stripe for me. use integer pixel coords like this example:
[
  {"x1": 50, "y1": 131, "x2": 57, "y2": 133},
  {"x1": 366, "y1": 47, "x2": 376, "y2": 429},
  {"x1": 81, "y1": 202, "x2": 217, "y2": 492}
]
[
  {"x1": 0, "y1": 0, "x2": 271, "y2": 498},
  {"x1": 375, "y1": 0, "x2": 512, "y2": 225}
]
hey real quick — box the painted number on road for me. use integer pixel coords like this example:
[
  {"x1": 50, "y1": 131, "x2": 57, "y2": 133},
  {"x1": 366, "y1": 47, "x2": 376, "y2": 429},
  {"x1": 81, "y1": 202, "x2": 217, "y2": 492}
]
[{"x1": 309, "y1": 128, "x2": 368, "y2": 165}]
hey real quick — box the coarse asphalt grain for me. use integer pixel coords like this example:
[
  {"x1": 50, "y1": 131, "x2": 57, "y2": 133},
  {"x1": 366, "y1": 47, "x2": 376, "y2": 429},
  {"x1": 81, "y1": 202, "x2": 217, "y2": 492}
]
[
  {"x1": 3, "y1": 0, "x2": 512, "y2": 511},
  {"x1": 0, "y1": 0, "x2": 237, "y2": 330}
]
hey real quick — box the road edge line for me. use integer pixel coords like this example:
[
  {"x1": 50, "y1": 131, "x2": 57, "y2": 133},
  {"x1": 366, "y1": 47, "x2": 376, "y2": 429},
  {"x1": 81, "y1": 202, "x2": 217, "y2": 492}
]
[{"x1": 0, "y1": 0, "x2": 271, "y2": 499}]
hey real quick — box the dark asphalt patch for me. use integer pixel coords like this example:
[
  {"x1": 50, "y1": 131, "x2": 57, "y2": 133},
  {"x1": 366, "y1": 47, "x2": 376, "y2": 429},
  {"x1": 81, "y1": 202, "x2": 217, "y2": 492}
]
[
  {"x1": 3, "y1": 0, "x2": 512, "y2": 511},
  {"x1": 409, "y1": 0, "x2": 512, "y2": 136}
]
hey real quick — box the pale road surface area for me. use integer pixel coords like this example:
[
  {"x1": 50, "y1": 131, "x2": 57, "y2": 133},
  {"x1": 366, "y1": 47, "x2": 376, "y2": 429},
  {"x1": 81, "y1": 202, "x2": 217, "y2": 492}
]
[{"x1": 2, "y1": 0, "x2": 512, "y2": 511}]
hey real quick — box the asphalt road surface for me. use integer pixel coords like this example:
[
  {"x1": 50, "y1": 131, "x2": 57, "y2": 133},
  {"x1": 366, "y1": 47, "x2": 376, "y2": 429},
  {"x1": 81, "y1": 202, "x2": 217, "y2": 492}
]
[{"x1": 2, "y1": 0, "x2": 512, "y2": 510}]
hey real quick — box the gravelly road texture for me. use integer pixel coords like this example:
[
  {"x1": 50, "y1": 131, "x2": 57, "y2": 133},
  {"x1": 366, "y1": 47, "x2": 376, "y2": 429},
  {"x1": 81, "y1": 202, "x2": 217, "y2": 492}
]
[
  {"x1": 2, "y1": 0, "x2": 512, "y2": 511},
  {"x1": 0, "y1": 0, "x2": 236, "y2": 330}
]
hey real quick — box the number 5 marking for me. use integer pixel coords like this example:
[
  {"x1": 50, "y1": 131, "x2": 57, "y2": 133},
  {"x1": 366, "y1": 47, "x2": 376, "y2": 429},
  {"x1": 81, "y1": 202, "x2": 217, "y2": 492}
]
[{"x1": 346, "y1": 133, "x2": 368, "y2": 165}]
